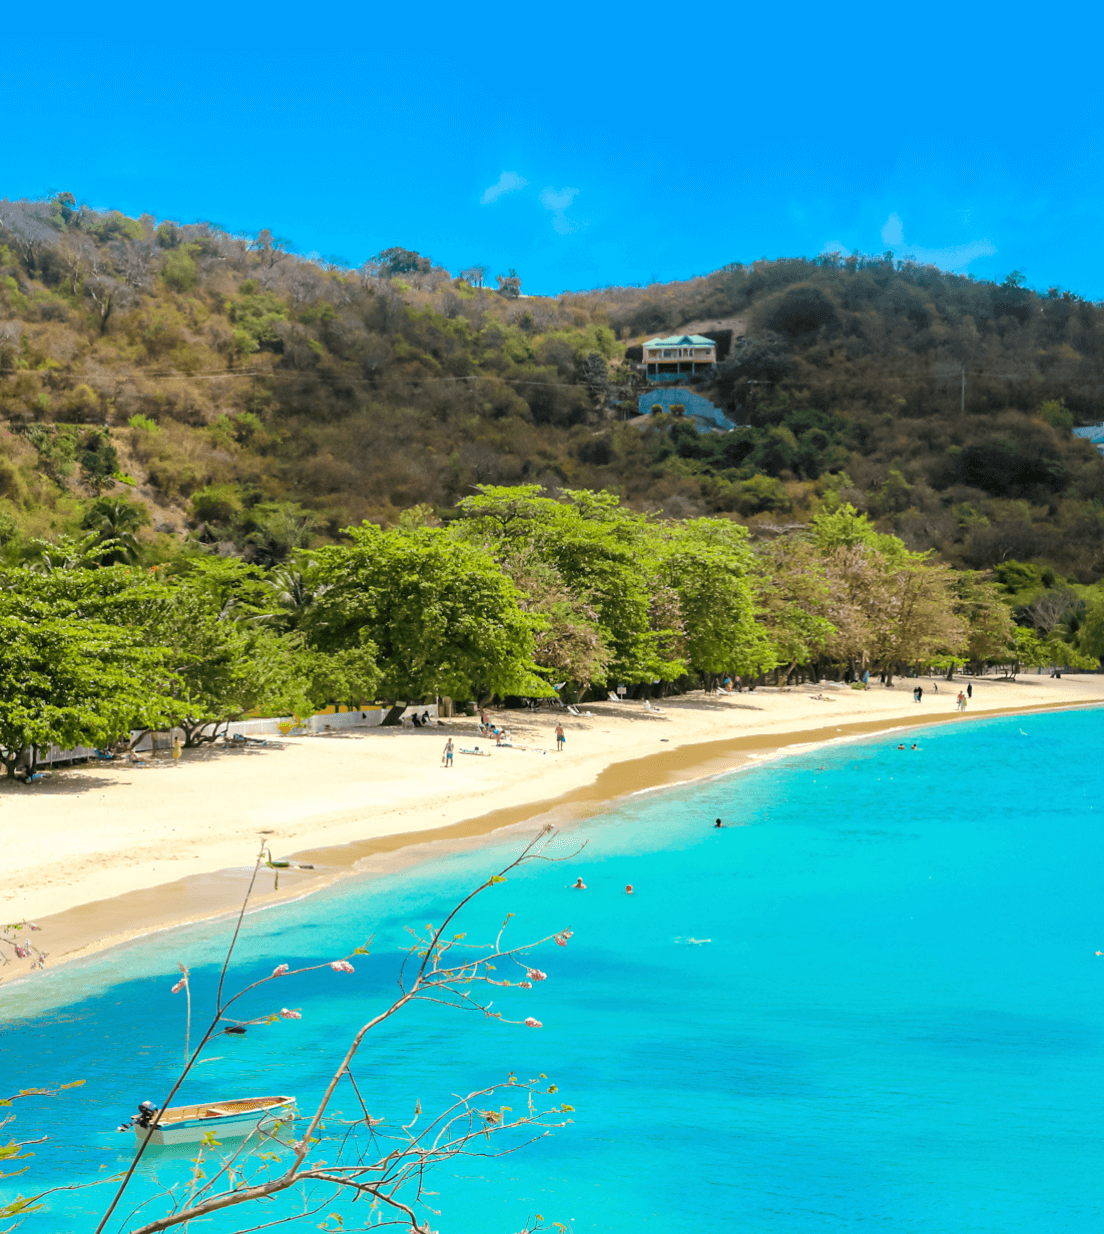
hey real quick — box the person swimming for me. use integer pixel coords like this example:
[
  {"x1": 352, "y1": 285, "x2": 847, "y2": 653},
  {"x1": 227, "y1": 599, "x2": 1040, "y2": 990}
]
[
  {"x1": 572, "y1": 877, "x2": 587, "y2": 889},
  {"x1": 625, "y1": 884, "x2": 634, "y2": 894},
  {"x1": 910, "y1": 743, "x2": 918, "y2": 750},
  {"x1": 897, "y1": 743, "x2": 906, "y2": 750},
  {"x1": 714, "y1": 818, "x2": 723, "y2": 828}
]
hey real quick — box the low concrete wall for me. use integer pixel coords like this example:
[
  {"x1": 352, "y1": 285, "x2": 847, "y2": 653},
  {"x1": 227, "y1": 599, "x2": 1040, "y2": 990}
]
[{"x1": 38, "y1": 704, "x2": 438, "y2": 765}]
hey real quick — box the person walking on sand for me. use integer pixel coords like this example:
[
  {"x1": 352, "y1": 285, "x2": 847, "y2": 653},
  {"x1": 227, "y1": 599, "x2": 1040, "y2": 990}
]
[
  {"x1": 967, "y1": 682, "x2": 972, "y2": 699},
  {"x1": 555, "y1": 724, "x2": 565, "y2": 752},
  {"x1": 172, "y1": 736, "x2": 183, "y2": 763},
  {"x1": 442, "y1": 737, "x2": 454, "y2": 768},
  {"x1": 956, "y1": 691, "x2": 966, "y2": 711}
]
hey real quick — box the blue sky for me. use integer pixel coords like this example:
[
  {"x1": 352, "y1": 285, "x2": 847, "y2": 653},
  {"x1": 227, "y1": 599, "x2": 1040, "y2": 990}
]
[{"x1": 6, "y1": 0, "x2": 1102, "y2": 298}]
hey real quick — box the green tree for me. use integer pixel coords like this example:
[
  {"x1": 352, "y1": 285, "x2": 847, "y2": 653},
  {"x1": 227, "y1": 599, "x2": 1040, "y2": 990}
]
[
  {"x1": 0, "y1": 609, "x2": 180, "y2": 776},
  {"x1": 1077, "y1": 599, "x2": 1104, "y2": 661},
  {"x1": 77, "y1": 429, "x2": 120, "y2": 494},
  {"x1": 952, "y1": 572, "x2": 1017, "y2": 672},
  {"x1": 455, "y1": 486, "x2": 683, "y2": 689},
  {"x1": 754, "y1": 539, "x2": 836, "y2": 678},
  {"x1": 810, "y1": 506, "x2": 964, "y2": 682},
  {"x1": 307, "y1": 523, "x2": 544, "y2": 706},
  {"x1": 80, "y1": 496, "x2": 150, "y2": 564},
  {"x1": 162, "y1": 250, "x2": 197, "y2": 293},
  {"x1": 504, "y1": 549, "x2": 611, "y2": 699},
  {"x1": 661, "y1": 518, "x2": 772, "y2": 682},
  {"x1": 140, "y1": 558, "x2": 360, "y2": 744}
]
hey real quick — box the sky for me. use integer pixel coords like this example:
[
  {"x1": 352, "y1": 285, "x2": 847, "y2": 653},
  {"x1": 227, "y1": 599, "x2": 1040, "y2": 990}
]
[{"x1": 5, "y1": 0, "x2": 1103, "y2": 298}]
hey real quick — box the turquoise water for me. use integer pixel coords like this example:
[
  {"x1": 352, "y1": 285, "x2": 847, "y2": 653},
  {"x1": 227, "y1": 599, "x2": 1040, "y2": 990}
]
[{"x1": 4, "y1": 708, "x2": 1104, "y2": 1232}]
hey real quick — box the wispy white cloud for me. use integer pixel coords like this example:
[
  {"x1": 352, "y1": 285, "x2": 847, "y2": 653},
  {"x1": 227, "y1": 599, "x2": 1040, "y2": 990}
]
[
  {"x1": 879, "y1": 212, "x2": 995, "y2": 271},
  {"x1": 539, "y1": 186, "x2": 580, "y2": 234},
  {"x1": 480, "y1": 171, "x2": 528, "y2": 205}
]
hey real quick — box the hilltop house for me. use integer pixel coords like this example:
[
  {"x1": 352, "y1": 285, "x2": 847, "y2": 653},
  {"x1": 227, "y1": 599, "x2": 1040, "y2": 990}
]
[
  {"x1": 640, "y1": 334, "x2": 716, "y2": 381},
  {"x1": 1073, "y1": 424, "x2": 1104, "y2": 456}
]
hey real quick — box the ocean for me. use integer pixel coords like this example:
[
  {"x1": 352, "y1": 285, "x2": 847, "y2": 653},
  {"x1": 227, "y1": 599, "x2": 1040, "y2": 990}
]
[{"x1": 3, "y1": 706, "x2": 1104, "y2": 1232}]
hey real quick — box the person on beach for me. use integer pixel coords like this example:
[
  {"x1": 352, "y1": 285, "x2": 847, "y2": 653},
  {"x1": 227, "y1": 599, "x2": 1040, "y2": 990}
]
[
  {"x1": 172, "y1": 736, "x2": 183, "y2": 763},
  {"x1": 572, "y1": 877, "x2": 587, "y2": 890},
  {"x1": 956, "y1": 691, "x2": 966, "y2": 711},
  {"x1": 442, "y1": 737, "x2": 454, "y2": 768},
  {"x1": 917, "y1": 685, "x2": 923, "y2": 702},
  {"x1": 555, "y1": 724, "x2": 565, "y2": 752},
  {"x1": 967, "y1": 683, "x2": 973, "y2": 698}
]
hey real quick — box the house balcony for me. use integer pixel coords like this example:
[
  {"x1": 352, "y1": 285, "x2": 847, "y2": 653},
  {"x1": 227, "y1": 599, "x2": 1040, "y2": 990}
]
[{"x1": 643, "y1": 361, "x2": 716, "y2": 382}]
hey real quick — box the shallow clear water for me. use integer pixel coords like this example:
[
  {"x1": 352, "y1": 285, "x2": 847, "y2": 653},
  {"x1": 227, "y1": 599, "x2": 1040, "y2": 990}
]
[{"x1": 4, "y1": 708, "x2": 1104, "y2": 1232}]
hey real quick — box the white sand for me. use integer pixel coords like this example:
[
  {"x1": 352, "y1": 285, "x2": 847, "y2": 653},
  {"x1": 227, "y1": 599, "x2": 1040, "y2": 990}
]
[{"x1": 3, "y1": 672, "x2": 1102, "y2": 929}]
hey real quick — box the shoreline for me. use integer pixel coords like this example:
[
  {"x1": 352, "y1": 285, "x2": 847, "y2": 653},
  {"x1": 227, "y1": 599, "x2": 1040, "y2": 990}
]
[{"x1": 5, "y1": 682, "x2": 1102, "y2": 985}]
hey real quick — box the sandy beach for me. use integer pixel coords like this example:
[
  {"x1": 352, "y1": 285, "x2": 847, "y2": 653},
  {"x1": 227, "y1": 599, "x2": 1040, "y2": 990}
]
[{"x1": 3, "y1": 672, "x2": 1103, "y2": 978}]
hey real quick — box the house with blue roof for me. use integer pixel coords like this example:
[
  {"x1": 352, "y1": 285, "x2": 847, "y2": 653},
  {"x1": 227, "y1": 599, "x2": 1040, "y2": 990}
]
[
  {"x1": 640, "y1": 334, "x2": 716, "y2": 382},
  {"x1": 1072, "y1": 424, "x2": 1104, "y2": 455}
]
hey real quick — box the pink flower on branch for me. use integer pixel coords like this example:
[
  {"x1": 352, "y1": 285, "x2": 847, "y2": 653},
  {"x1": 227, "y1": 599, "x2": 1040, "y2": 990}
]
[
  {"x1": 329, "y1": 960, "x2": 355, "y2": 973},
  {"x1": 279, "y1": 1008, "x2": 302, "y2": 1020},
  {"x1": 554, "y1": 931, "x2": 573, "y2": 947},
  {"x1": 171, "y1": 978, "x2": 187, "y2": 994},
  {"x1": 272, "y1": 964, "x2": 289, "y2": 977},
  {"x1": 524, "y1": 1017, "x2": 543, "y2": 1028},
  {"x1": 526, "y1": 968, "x2": 547, "y2": 982}
]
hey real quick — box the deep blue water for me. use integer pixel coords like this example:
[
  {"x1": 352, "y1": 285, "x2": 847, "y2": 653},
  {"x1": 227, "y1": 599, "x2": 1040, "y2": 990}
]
[{"x1": 3, "y1": 708, "x2": 1104, "y2": 1233}]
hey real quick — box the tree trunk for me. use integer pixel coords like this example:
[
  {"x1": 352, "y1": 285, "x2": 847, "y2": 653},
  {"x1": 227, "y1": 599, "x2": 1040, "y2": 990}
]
[{"x1": 381, "y1": 703, "x2": 407, "y2": 727}]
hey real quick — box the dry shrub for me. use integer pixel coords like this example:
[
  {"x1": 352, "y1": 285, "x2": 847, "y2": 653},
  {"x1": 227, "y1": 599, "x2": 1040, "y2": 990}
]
[{"x1": 129, "y1": 420, "x2": 239, "y2": 499}]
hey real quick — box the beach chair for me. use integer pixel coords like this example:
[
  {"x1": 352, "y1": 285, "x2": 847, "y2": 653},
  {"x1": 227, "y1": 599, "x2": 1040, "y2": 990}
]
[{"x1": 608, "y1": 692, "x2": 621, "y2": 702}]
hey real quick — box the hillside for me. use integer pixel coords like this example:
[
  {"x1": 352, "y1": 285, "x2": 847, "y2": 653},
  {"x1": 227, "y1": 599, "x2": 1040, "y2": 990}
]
[{"x1": 1, "y1": 194, "x2": 1103, "y2": 577}]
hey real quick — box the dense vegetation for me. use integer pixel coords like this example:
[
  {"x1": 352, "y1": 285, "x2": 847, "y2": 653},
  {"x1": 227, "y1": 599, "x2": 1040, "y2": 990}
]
[
  {"x1": 1, "y1": 487, "x2": 1101, "y2": 778},
  {"x1": 0, "y1": 191, "x2": 1102, "y2": 722}
]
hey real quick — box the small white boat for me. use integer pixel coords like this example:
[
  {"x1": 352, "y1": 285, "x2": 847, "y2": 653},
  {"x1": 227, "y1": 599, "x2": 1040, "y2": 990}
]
[{"x1": 130, "y1": 1095, "x2": 297, "y2": 1146}]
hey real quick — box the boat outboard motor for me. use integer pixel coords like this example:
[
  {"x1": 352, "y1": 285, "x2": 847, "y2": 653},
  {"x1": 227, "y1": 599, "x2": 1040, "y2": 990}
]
[{"x1": 134, "y1": 1101, "x2": 159, "y2": 1129}]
